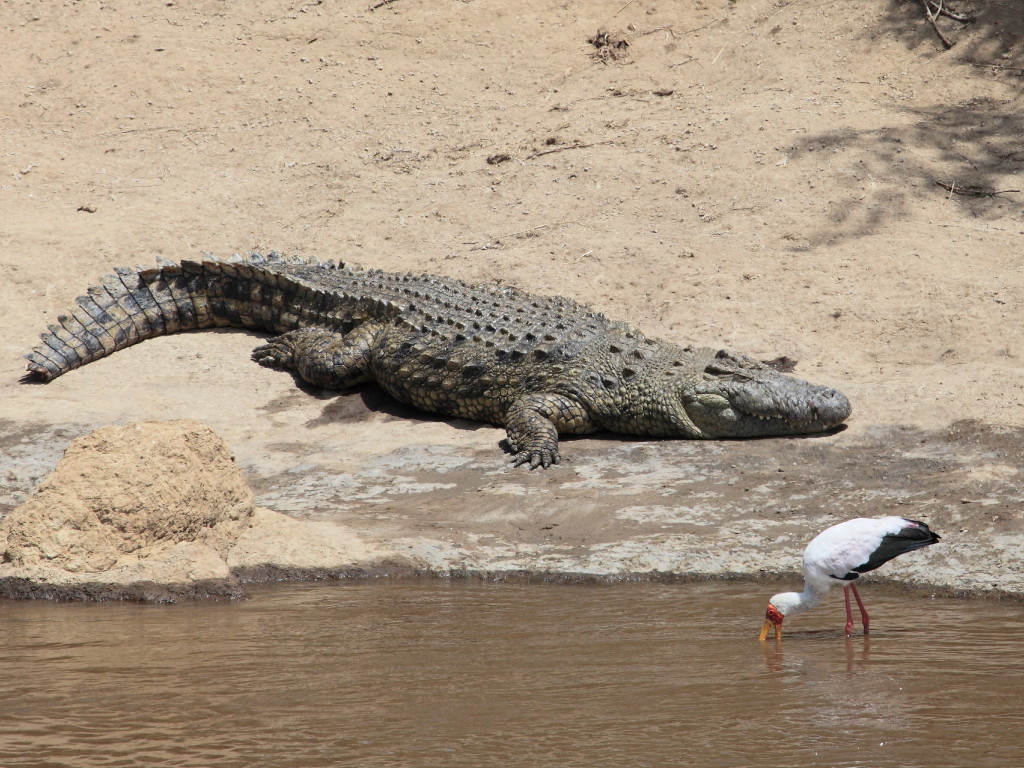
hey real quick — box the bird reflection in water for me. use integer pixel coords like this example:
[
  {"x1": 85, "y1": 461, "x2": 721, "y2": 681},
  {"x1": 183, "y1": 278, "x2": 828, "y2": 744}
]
[{"x1": 760, "y1": 631, "x2": 872, "y2": 674}]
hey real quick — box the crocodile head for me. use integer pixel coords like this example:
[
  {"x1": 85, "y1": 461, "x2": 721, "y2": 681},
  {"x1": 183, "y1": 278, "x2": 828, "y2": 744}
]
[{"x1": 674, "y1": 348, "x2": 851, "y2": 438}]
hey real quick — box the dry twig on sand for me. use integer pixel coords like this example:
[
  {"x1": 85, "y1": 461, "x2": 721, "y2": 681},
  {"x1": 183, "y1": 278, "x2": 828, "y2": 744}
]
[
  {"x1": 935, "y1": 180, "x2": 1021, "y2": 198},
  {"x1": 526, "y1": 141, "x2": 614, "y2": 159},
  {"x1": 918, "y1": 0, "x2": 975, "y2": 49},
  {"x1": 963, "y1": 60, "x2": 1024, "y2": 73},
  {"x1": 587, "y1": 28, "x2": 630, "y2": 63}
]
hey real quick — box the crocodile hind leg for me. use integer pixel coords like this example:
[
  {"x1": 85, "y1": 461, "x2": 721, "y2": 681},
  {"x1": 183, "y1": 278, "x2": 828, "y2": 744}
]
[
  {"x1": 504, "y1": 393, "x2": 597, "y2": 469},
  {"x1": 251, "y1": 324, "x2": 382, "y2": 390}
]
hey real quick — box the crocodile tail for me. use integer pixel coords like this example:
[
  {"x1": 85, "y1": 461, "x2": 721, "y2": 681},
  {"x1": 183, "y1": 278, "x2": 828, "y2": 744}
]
[{"x1": 24, "y1": 251, "x2": 342, "y2": 382}]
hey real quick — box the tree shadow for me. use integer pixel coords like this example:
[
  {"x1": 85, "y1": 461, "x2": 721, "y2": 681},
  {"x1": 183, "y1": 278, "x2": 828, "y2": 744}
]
[
  {"x1": 882, "y1": 0, "x2": 1024, "y2": 60},
  {"x1": 785, "y1": 1, "x2": 1023, "y2": 245},
  {"x1": 797, "y1": 95, "x2": 1023, "y2": 246}
]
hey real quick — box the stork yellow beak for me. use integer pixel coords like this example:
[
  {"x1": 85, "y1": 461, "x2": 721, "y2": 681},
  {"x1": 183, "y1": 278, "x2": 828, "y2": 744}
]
[{"x1": 758, "y1": 606, "x2": 784, "y2": 641}]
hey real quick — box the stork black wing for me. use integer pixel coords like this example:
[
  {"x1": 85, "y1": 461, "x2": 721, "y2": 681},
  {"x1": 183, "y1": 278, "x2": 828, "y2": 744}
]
[{"x1": 852, "y1": 519, "x2": 941, "y2": 574}]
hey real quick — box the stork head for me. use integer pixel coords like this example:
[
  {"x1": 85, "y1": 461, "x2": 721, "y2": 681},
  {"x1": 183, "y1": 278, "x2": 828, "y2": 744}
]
[{"x1": 757, "y1": 592, "x2": 803, "y2": 641}]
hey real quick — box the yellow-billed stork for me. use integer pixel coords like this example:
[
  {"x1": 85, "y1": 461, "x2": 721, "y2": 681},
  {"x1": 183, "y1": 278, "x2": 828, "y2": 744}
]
[{"x1": 758, "y1": 516, "x2": 941, "y2": 640}]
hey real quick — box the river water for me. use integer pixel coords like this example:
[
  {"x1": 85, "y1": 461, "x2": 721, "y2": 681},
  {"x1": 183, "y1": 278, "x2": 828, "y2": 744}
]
[{"x1": 1, "y1": 580, "x2": 1020, "y2": 768}]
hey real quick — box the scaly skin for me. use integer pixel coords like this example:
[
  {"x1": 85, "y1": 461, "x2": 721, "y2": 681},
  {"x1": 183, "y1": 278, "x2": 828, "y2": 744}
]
[{"x1": 24, "y1": 252, "x2": 852, "y2": 467}]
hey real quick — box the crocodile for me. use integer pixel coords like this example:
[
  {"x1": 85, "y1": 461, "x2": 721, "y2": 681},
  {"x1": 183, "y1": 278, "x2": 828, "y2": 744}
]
[{"x1": 24, "y1": 252, "x2": 852, "y2": 467}]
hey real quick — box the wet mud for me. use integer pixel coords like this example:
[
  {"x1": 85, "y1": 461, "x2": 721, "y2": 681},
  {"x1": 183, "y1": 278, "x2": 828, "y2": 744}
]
[{"x1": 3, "y1": 412, "x2": 1021, "y2": 598}]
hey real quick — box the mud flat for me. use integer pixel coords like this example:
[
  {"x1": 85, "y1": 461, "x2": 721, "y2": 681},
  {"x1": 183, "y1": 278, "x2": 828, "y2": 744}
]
[{"x1": 1, "y1": 418, "x2": 1020, "y2": 600}]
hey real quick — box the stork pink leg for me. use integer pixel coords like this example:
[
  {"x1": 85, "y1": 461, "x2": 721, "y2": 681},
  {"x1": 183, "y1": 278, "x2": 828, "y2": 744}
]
[
  {"x1": 843, "y1": 586, "x2": 854, "y2": 635},
  {"x1": 849, "y1": 582, "x2": 870, "y2": 633}
]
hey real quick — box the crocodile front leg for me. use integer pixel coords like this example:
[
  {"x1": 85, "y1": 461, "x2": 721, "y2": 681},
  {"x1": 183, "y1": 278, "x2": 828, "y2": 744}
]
[
  {"x1": 504, "y1": 393, "x2": 597, "y2": 469},
  {"x1": 251, "y1": 324, "x2": 382, "y2": 390}
]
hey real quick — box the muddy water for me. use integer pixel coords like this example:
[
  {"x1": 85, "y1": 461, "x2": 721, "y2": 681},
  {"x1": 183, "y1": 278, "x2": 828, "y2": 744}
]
[{"x1": 0, "y1": 581, "x2": 1020, "y2": 768}]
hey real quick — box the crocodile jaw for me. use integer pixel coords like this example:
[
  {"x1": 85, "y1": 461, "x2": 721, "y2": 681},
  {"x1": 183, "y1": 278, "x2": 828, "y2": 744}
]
[
  {"x1": 679, "y1": 353, "x2": 852, "y2": 438},
  {"x1": 683, "y1": 384, "x2": 851, "y2": 437}
]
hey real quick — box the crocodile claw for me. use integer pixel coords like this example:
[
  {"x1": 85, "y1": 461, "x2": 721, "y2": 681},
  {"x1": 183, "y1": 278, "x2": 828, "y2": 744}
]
[
  {"x1": 251, "y1": 340, "x2": 293, "y2": 368},
  {"x1": 511, "y1": 448, "x2": 560, "y2": 470}
]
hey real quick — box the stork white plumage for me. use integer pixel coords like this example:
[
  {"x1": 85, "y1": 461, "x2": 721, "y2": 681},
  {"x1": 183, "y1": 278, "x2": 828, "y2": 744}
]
[{"x1": 758, "y1": 516, "x2": 941, "y2": 641}]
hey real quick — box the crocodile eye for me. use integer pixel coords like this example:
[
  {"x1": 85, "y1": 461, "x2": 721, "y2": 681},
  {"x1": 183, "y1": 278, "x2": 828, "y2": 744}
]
[{"x1": 704, "y1": 364, "x2": 752, "y2": 382}]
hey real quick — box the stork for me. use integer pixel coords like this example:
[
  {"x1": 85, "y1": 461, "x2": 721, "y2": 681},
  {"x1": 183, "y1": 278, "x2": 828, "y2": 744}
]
[{"x1": 758, "y1": 516, "x2": 941, "y2": 640}]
